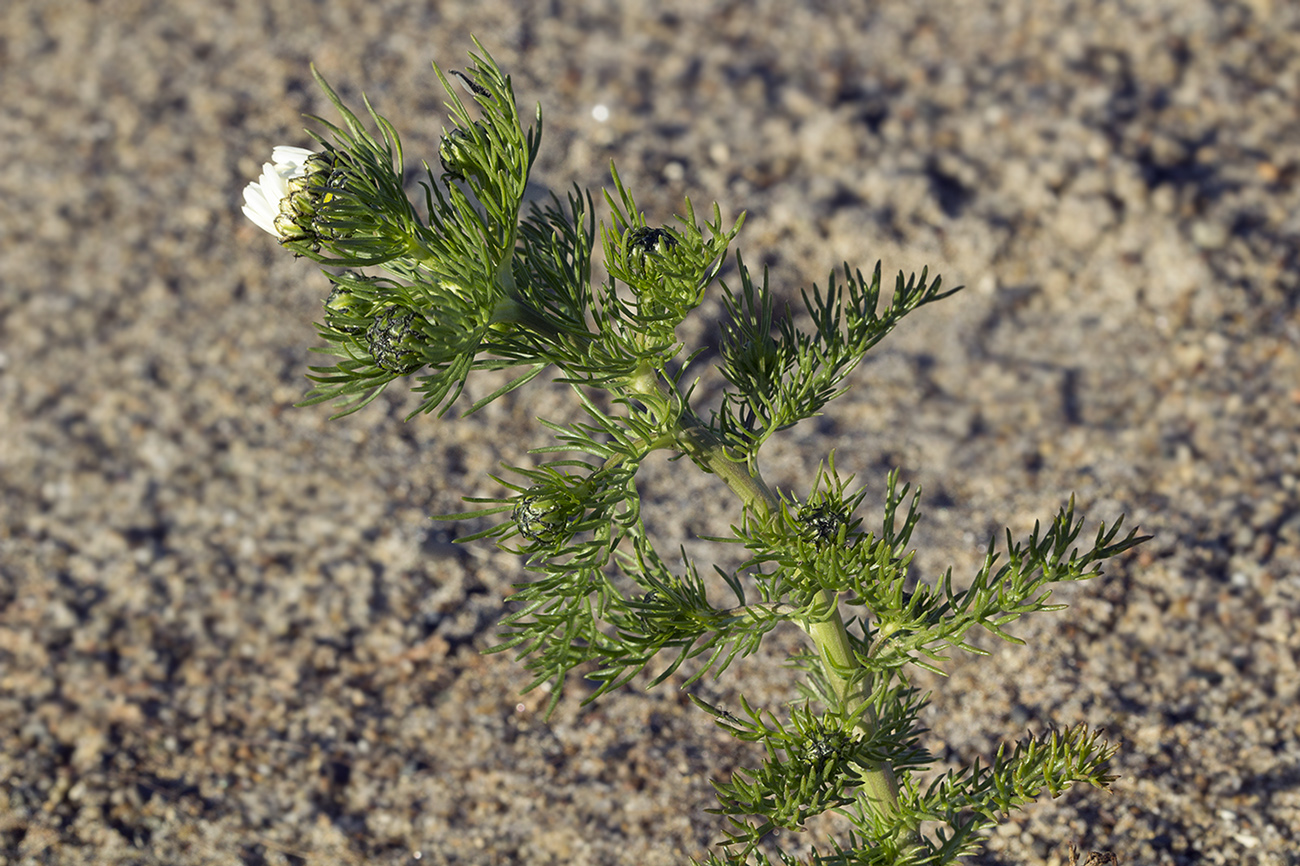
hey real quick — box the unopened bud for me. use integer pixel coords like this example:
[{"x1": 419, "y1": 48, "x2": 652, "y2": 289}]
[
  {"x1": 366, "y1": 308, "x2": 423, "y2": 374},
  {"x1": 439, "y1": 123, "x2": 490, "y2": 182},
  {"x1": 512, "y1": 490, "x2": 581, "y2": 543},
  {"x1": 625, "y1": 226, "x2": 679, "y2": 262},
  {"x1": 798, "y1": 502, "x2": 848, "y2": 546}
]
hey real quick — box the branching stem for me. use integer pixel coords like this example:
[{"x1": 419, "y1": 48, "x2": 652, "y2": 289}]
[{"x1": 660, "y1": 375, "x2": 904, "y2": 822}]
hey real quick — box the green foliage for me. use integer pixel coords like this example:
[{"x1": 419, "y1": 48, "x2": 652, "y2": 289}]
[
  {"x1": 247, "y1": 42, "x2": 1150, "y2": 865},
  {"x1": 715, "y1": 261, "x2": 958, "y2": 459}
]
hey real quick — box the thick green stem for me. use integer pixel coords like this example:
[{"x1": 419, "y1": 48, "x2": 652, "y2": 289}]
[
  {"x1": 627, "y1": 363, "x2": 777, "y2": 514},
  {"x1": 673, "y1": 410, "x2": 778, "y2": 516},
  {"x1": 653, "y1": 377, "x2": 903, "y2": 822},
  {"x1": 806, "y1": 601, "x2": 901, "y2": 818}
]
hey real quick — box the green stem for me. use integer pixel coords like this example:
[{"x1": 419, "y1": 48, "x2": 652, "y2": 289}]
[
  {"x1": 625, "y1": 361, "x2": 776, "y2": 514},
  {"x1": 653, "y1": 376, "x2": 903, "y2": 822},
  {"x1": 806, "y1": 603, "x2": 901, "y2": 819},
  {"x1": 673, "y1": 408, "x2": 778, "y2": 516}
]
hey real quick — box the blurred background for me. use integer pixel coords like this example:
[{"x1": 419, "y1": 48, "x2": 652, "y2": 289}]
[{"x1": 1, "y1": 1, "x2": 1297, "y2": 864}]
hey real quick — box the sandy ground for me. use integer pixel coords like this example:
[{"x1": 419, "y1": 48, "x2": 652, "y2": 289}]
[{"x1": 2, "y1": 1, "x2": 1299, "y2": 864}]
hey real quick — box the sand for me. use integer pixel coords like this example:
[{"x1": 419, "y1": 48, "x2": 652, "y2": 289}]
[{"x1": 2, "y1": 1, "x2": 1297, "y2": 864}]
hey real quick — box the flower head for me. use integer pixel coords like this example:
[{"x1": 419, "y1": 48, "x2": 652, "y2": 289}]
[
  {"x1": 241, "y1": 146, "x2": 339, "y2": 243},
  {"x1": 242, "y1": 146, "x2": 314, "y2": 237}
]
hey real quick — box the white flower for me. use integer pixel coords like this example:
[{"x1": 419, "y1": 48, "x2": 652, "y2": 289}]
[{"x1": 241, "y1": 146, "x2": 317, "y2": 237}]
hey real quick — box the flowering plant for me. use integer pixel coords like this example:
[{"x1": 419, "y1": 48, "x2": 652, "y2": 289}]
[{"x1": 243, "y1": 41, "x2": 1147, "y2": 865}]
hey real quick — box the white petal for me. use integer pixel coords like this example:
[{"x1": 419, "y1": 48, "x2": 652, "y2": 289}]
[
  {"x1": 272, "y1": 145, "x2": 315, "y2": 166},
  {"x1": 260, "y1": 161, "x2": 291, "y2": 200},
  {"x1": 241, "y1": 180, "x2": 279, "y2": 236}
]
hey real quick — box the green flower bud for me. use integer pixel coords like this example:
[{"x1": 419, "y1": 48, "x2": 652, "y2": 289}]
[
  {"x1": 324, "y1": 282, "x2": 365, "y2": 316},
  {"x1": 798, "y1": 502, "x2": 848, "y2": 547},
  {"x1": 272, "y1": 155, "x2": 333, "y2": 236},
  {"x1": 323, "y1": 277, "x2": 373, "y2": 335},
  {"x1": 511, "y1": 489, "x2": 581, "y2": 543},
  {"x1": 624, "y1": 226, "x2": 679, "y2": 264},
  {"x1": 439, "y1": 122, "x2": 493, "y2": 183},
  {"x1": 802, "y1": 729, "x2": 849, "y2": 766},
  {"x1": 365, "y1": 307, "x2": 423, "y2": 374}
]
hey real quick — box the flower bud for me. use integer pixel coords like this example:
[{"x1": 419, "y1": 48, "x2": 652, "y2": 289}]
[
  {"x1": 798, "y1": 502, "x2": 848, "y2": 547},
  {"x1": 511, "y1": 489, "x2": 581, "y2": 544},
  {"x1": 323, "y1": 276, "x2": 375, "y2": 335},
  {"x1": 624, "y1": 226, "x2": 679, "y2": 264},
  {"x1": 365, "y1": 307, "x2": 424, "y2": 374},
  {"x1": 439, "y1": 122, "x2": 492, "y2": 183},
  {"x1": 802, "y1": 729, "x2": 849, "y2": 766}
]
